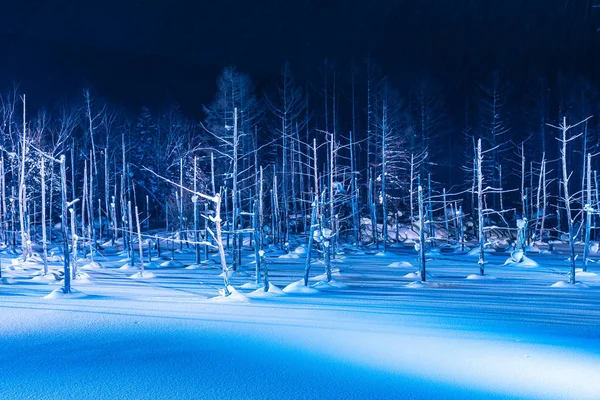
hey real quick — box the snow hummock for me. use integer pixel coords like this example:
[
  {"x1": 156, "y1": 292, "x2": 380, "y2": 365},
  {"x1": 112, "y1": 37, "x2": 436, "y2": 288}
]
[
  {"x1": 81, "y1": 261, "x2": 102, "y2": 270},
  {"x1": 282, "y1": 279, "x2": 319, "y2": 294},
  {"x1": 211, "y1": 285, "x2": 249, "y2": 302},
  {"x1": 403, "y1": 271, "x2": 434, "y2": 279},
  {"x1": 44, "y1": 288, "x2": 88, "y2": 299},
  {"x1": 278, "y1": 253, "x2": 300, "y2": 259},
  {"x1": 388, "y1": 261, "x2": 413, "y2": 268},
  {"x1": 247, "y1": 284, "x2": 285, "y2": 298},
  {"x1": 406, "y1": 280, "x2": 438, "y2": 288},
  {"x1": 160, "y1": 260, "x2": 184, "y2": 268},
  {"x1": 466, "y1": 274, "x2": 497, "y2": 280},
  {"x1": 129, "y1": 271, "x2": 156, "y2": 279},
  {"x1": 551, "y1": 281, "x2": 589, "y2": 289},
  {"x1": 240, "y1": 282, "x2": 262, "y2": 289},
  {"x1": 311, "y1": 279, "x2": 346, "y2": 289},
  {"x1": 503, "y1": 251, "x2": 539, "y2": 267}
]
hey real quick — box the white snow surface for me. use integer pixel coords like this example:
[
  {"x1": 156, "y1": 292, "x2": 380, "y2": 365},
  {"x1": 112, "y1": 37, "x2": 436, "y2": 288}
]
[{"x1": 0, "y1": 243, "x2": 600, "y2": 400}]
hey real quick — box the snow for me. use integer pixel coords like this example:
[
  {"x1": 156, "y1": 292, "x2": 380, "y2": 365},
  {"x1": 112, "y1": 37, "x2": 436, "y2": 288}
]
[
  {"x1": 1, "y1": 243, "x2": 600, "y2": 399},
  {"x1": 466, "y1": 273, "x2": 497, "y2": 280},
  {"x1": 247, "y1": 283, "x2": 284, "y2": 298},
  {"x1": 128, "y1": 271, "x2": 156, "y2": 279},
  {"x1": 388, "y1": 261, "x2": 413, "y2": 267},
  {"x1": 550, "y1": 281, "x2": 589, "y2": 289},
  {"x1": 282, "y1": 279, "x2": 319, "y2": 294}
]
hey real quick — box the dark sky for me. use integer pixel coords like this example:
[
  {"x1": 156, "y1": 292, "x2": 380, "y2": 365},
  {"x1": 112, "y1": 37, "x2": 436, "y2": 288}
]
[{"x1": 1, "y1": 1, "x2": 599, "y2": 113}]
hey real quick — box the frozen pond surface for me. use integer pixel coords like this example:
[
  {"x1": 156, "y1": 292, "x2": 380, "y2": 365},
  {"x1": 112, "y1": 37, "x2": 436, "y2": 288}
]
[{"x1": 1, "y1": 243, "x2": 599, "y2": 399}]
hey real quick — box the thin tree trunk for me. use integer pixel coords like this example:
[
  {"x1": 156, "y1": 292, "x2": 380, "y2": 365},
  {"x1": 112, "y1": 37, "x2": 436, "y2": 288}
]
[
  {"x1": 418, "y1": 183, "x2": 426, "y2": 282},
  {"x1": 60, "y1": 156, "x2": 70, "y2": 293},
  {"x1": 135, "y1": 205, "x2": 144, "y2": 273},
  {"x1": 477, "y1": 139, "x2": 485, "y2": 275},
  {"x1": 584, "y1": 153, "x2": 592, "y2": 272},
  {"x1": 41, "y1": 157, "x2": 48, "y2": 275}
]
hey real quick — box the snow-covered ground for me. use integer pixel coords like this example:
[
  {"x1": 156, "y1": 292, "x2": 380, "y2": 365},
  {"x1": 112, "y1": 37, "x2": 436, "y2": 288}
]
[{"x1": 1, "y1": 242, "x2": 599, "y2": 399}]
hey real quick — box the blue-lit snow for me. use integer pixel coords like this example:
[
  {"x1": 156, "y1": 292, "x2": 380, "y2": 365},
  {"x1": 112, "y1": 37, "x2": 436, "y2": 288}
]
[{"x1": 0, "y1": 242, "x2": 599, "y2": 400}]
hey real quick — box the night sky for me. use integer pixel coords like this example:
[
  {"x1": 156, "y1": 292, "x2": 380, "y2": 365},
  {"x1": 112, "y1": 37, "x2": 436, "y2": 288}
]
[{"x1": 1, "y1": 1, "x2": 599, "y2": 114}]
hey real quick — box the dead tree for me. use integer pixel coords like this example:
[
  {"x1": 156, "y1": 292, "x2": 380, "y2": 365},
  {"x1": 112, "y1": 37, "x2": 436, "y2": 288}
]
[{"x1": 548, "y1": 116, "x2": 593, "y2": 284}]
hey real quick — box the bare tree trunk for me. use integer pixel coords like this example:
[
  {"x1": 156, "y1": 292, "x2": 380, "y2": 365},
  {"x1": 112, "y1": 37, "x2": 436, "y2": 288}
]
[
  {"x1": 369, "y1": 167, "x2": 378, "y2": 249},
  {"x1": 179, "y1": 158, "x2": 184, "y2": 250},
  {"x1": 418, "y1": 183, "x2": 426, "y2": 282},
  {"x1": 90, "y1": 150, "x2": 96, "y2": 250},
  {"x1": 193, "y1": 156, "x2": 200, "y2": 264},
  {"x1": 135, "y1": 205, "x2": 144, "y2": 273},
  {"x1": 69, "y1": 207, "x2": 78, "y2": 280},
  {"x1": 410, "y1": 154, "x2": 415, "y2": 229},
  {"x1": 60, "y1": 156, "x2": 70, "y2": 293},
  {"x1": 381, "y1": 103, "x2": 388, "y2": 253},
  {"x1": 41, "y1": 157, "x2": 48, "y2": 275},
  {"x1": 128, "y1": 200, "x2": 134, "y2": 267},
  {"x1": 443, "y1": 188, "x2": 449, "y2": 243},
  {"x1": 540, "y1": 157, "x2": 547, "y2": 242},
  {"x1": 19, "y1": 95, "x2": 31, "y2": 260},
  {"x1": 0, "y1": 154, "x2": 5, "y2": 245},
  {"x1": 213, "y1": 193, "x2": 230, "y2": 295},
  {"x1": 584, "y1": 153, "x2": 592, "y2": 272},
  {"x1": 477, "y1": 139, "x2": 485, "y2": 275},
  {"x1": 303, "y1": 198, "x2": 318, "y2": 286},
  {"x1": 521, "y1": 142, "x2": 526, "y2": 217}
]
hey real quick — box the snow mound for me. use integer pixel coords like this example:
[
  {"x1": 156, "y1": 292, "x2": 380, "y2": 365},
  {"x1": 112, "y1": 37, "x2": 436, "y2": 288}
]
[
  {"x1": 160, "y1": 260, "x2": 183, "y2": 268},
  {"x1": 44, "y1": 288, "x2": 88, "y2": 299},
  {"x1": 309, "y1": 270, "x2": 341, "y2": 281},
  {"x1": 293, "y1": 246, "x2": 307, "y2": 254},
  {"x1": 81, "y1": 261, "x2": 102, "y2": 270},
  {"x1": 282, "y1": 280, "x2": 319, "y2": 294},
  {"x1": 247, "y1": 284, "x2": 285, "y2": 298},
  {"x1": 129, "y1": 271, "x2": 156, "y2": 279},
  {"x1": 211, "y1": 286, "x2": 249, "y2": 302},
  {"x1": 388, "y1": 261, "x2": 413, "y2": 268},
  {"x1": 278, "y1": 253, "x2": 299, "y2": 259},
  {"x1": 311, "y1": 279, "x2": 346, "y2": 289},
  {"x1": 551, "y1": 281, "x2": 589, "y2": 289},
  {"x1": 403, "y1": 271, "x2": 433, "y2": 279},
  {"x1": 466, "y1": 274, "x2": 496, "y2": 280},
  {"x1": 240, "y1": 282, "x2": 262, "y2": 289},
  {"x1": 406, "y1": 281, "x2": 438, "y2": 288},
  {"x1": 184, "y1": 264, "x2": 203, "y2": 270},
  {"x1": 503, "y1": 254, "x2": 539, "y2": 268},
  {"x1": 144, "y1": 262, "x2": 161, "y2": 269},
  {"x1": 119, "y1": 264, "x2": 138, "y2": 270},
  {"x1": 468, "y1": 246, "x2": 496, "y2": 256},
  {"x1": 375, "y1": 251, "x2": 389, "y2": 256},
  {"x1": 31, "y1": 273, "x2": 59, "y2": 282},
  {"x1": 576, "y1": 271, "x2": 598, "y2": 277},
  {"x1": 467, "y1": 247, "x2": 480, "y2": 256}
]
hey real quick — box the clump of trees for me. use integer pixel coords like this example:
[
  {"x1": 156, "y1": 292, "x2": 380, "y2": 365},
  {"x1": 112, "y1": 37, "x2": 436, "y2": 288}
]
[{"x1": 0, "y1": 61, "x2": 598, "y2": 291}]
